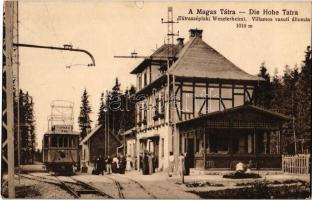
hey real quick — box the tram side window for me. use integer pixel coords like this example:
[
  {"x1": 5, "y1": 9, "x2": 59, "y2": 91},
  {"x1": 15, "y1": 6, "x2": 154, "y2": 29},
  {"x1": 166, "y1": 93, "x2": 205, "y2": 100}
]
[
  {"x1": 64, "y1": 136, "x2": 68, "y2": 147},
  {"x1": 51, "y1": 136, "x2": 57, "y2": 147},
  {"x1": 72, "y1": 137, "x2": 77, "y2": 147},
  {"x1": 44, "y1": 136, "x2": 49, "y2": 147}
]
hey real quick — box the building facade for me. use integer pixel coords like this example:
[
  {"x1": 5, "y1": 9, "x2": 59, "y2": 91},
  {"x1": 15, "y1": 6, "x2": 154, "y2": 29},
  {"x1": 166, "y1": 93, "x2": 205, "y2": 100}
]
[
  {"x1": 126, "y1": 29, "x2": 289, "y2": 171},
  {"x1": 80, "y1": 125, "x2": 122, "y2": 167}
]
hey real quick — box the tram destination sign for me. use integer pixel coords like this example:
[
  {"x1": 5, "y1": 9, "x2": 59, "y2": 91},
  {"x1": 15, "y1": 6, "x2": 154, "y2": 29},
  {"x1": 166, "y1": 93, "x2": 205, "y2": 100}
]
[{"x1": 52, "y1": 124, "x2": 73, "y2": 133}]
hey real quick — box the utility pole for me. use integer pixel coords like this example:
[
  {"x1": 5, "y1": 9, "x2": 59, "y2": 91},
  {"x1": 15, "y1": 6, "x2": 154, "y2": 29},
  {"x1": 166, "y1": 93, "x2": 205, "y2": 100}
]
[
  {"x1": 2, "y1": 1, "x2": 16, "y2": 198},
  {"x1": 114, "y1": 6, "x2": 179, "y2": 176},
  {"x1": 2, "y1": 2, "x2": 96, "y2": 197}
]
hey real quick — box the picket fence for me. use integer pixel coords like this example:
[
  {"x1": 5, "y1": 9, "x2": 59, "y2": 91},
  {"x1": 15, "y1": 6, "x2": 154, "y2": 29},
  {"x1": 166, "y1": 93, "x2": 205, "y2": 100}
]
[{"x1": 282, "y1": 154, "x2": 310, "y2": 174}]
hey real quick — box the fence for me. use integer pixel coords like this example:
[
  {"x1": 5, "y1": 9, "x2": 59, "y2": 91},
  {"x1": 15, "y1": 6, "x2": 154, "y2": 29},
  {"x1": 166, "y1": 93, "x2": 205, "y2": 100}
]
[{"x1": 282, "y1": 154, "x2": 310, "y2": 174}]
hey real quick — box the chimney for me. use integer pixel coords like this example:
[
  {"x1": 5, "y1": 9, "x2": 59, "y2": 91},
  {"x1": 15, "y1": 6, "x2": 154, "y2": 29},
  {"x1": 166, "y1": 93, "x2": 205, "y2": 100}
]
[
  {"x1": 176, "y1": 38, "x2": 184, "y2": 46},
  {"x1": 189, "y1": 28, "x2": 203, "y2": 39}
]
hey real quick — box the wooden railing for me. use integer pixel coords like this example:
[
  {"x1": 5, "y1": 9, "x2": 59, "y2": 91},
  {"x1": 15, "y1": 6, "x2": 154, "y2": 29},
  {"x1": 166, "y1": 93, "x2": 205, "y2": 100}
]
[{"x1": 282, "y1": 154, "x2": 310, "y2": 174}]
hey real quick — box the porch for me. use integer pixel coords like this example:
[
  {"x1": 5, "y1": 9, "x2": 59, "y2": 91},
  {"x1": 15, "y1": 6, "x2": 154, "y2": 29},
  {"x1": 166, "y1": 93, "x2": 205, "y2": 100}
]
[{"x1": 176, "y1": 105, "x2": 290, "y2": 169}]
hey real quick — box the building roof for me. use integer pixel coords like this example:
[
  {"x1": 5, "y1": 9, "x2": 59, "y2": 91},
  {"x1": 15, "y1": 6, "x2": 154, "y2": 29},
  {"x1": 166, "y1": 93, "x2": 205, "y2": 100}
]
[
  {"x1": 130, "y1": 29, "x2": 263, "y2": 82},
  {"x1": 79, "y1": 125, "x2": 102, "y2": 145},
  {"x1": 130, "y1": 44, "x2": 182, "y2": 74},
  {"x1": 119, "y1": 127, "x2": 136, "y2": 136},
  {"x1": 79, "y1": 125, "x2": 122, "y2": 145},
  {"x1": 168, "y1": 37, "x2": 262, "y2": 81},
  {"x1": 176, "y1": 105, "x2": 291, "y2": 126}
]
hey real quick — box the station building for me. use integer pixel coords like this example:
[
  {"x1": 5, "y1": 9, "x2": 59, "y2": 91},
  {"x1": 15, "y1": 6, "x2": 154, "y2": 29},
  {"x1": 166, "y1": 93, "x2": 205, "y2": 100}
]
[{"x1": 124, "y1": 29, "x2": 290, "y2": 171}]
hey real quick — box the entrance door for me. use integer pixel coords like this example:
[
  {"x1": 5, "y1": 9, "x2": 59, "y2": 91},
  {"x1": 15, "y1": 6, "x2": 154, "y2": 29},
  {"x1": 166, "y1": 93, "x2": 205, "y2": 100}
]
[{"x1": 187, "y1": 138, "x2": 195, "y2": 168}]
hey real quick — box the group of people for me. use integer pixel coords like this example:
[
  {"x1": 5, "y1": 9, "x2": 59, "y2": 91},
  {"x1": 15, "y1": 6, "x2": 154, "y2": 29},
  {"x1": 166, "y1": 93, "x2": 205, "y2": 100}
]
[
  {"x1": 139, "y1": 151, "x2": 158, "y2": 175},
  {"x1": 94, "y1": 154, "x2": 135, "y2": 175},
  {"x1": 168, "y1": 152, "x2": 191, "y2": 177},
  {"x1": 93, "y1": 151, "x2": 191, "y2": 177}
]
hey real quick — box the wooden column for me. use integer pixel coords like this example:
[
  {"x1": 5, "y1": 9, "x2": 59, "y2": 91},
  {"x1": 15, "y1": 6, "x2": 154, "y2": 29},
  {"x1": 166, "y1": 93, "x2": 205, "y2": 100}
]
[{"x1": 203, "y1": 128, "x2": 206, "y2": 169}]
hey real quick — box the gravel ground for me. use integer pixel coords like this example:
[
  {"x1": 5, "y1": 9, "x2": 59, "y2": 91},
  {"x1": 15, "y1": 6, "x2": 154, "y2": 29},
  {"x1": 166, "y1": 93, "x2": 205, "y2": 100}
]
[
  {"x1": 3, "y1": 167, "x2": 310, "y2": 199},
  {"x1": 15, "y1": 175, "x2": 74, "y2": 198}
]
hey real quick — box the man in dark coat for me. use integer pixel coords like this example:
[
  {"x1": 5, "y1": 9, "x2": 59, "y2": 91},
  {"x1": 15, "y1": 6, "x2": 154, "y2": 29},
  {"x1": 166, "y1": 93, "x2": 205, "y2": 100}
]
[
  {"x1": 96, "y1": 155, "x2": 104, "y2": 175},
  {"x1": 184, "y1": 152, "x2": 190, "y2": 176},
  {"x1": 142, "y1": 152, "x2": 149, "y2": 175},
  {"x1": 119, "y1": 155, "x2": 126, "y2": 174}
]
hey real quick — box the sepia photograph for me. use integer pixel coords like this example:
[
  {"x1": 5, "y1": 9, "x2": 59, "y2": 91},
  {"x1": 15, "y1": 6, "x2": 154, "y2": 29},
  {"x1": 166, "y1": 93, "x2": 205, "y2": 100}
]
[{"x1": 1, "y1": 0, "x2": 311, "y2": 199}]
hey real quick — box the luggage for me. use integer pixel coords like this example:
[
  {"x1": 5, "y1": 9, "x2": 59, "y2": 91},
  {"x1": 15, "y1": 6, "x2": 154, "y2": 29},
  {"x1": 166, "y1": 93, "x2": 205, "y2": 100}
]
[{"x1": 92, "y1": 169, "x2": 100, "y2": 175}]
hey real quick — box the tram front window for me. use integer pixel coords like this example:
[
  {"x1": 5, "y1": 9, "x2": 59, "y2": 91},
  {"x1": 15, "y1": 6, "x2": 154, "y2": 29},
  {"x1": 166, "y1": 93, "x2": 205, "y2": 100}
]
[
  {"x1": 64, "y1": 136, "x2": 68, "y2": 147},
  {"x1": 51, "y1": 136, "x2": 57, "y2": 147},
  {"x1": 59, "y1": 137, "x2": 63, "y2": 147},
  {"x1": 44, "y1": 136, "x2": 49, "y2": 147}
]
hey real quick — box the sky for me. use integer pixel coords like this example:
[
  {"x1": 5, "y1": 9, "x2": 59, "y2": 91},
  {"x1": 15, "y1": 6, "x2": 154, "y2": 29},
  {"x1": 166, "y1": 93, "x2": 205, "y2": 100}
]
[{"x1": 17, "y1": 1, "x2": 311, "y2": 149}]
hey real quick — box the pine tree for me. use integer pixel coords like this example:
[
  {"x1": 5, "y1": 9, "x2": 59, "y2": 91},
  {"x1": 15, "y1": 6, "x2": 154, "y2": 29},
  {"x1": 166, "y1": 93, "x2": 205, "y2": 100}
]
[
  {"x1": 254, "y1": 62, "x2": 273, "y2": 108},
  {"x1": 294, "y1": 46, "x2": 311, "y2": 153},
  {"x1": 97, "y1": 92, "x2": 106, "y2": 125},
  {"x1": 108, "y1": 78, "x2": 123, "y2": 134},
  {"x1": 78, "y1": 89, "x2": 92, "y2": 140}
]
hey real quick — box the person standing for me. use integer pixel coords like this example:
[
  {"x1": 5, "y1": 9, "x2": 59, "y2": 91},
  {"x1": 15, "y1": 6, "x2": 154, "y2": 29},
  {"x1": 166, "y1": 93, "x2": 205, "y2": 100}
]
[
  {"x1": 126, "y1": 155, "x2": 132, "y2": 171},
  {"x1": 96, "y1": 155, "x2": 104, "y2": 175},
  {"x1": 168, "y1": 152, "x2": 175, "y2": 177},
  {"x1": 119, "y1": 154, "x2": 126, "y2": 174},
  {"x1": 178, "y1": 153, "x2": 185, "y2": 177},
  {"x1": 152, "y1": 154, "x2": 157, "y2": 173},
  {"x1": 112, "y1": 155, "x2": 119, "y2": 173},
  {"x1": 184, "y1": 152, "x2": 190, "y2": 176},
  {"x1": 142, "y1": 152, "x2": 149, "y2": 175},
  {"x1": 148, "y1": 152, "x2": 153, "y2": 175},
  {"x1": 106, "y1": 155, "x2": 112, "y2": 174}
]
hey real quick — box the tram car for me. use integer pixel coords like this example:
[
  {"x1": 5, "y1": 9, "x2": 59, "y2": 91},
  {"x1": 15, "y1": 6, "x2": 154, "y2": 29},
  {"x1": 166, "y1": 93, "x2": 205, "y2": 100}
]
[{"x1": 42, "y1": 125, "x2": 79, "y2": 173}]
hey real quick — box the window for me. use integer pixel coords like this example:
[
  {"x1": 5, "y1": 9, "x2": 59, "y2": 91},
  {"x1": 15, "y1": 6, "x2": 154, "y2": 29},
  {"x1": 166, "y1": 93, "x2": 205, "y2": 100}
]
[
  {"x1": 51, "y1": 136, "x2": 57, "y2": 147},
  {"x1": 153, "y1": 96, "x2": 159, "y2": 117},
  {"x1": 161, "y1": 138, "x2": 164, "y2": 157},
  {"x1": 160, "y1": 91, "x2": 165, "y2": 114},
  {"x1": 138, "y1": 75, "x2": 142, "y2": 89},
  {"x1": 143, "y1": 72, "x2": 147, "y2": 86},
  {"x1": 72, "y1": 137, "x2": 77, "y2": 147},
  {"x1": 196, "y1": 139, "x2": 200, "y2": 153},
  {"x1": 58, "y1": 136, "x2": 63, "y2": 147},
  {"x1": 209, "y1": 134, "x2": 229, "y2": 154},
  {"x1": 182, "y1": 93, "x2": 193, "y2": 113},
  {"x1": 64, "y1": 136, "x2": 68, "y2": 147},
  {"x1": 44, "y1": 135, "x2": 49, "y2": 147}
]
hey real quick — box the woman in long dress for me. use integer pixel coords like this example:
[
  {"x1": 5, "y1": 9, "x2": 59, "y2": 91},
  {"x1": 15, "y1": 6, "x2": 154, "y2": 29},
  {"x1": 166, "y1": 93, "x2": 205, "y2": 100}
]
[
  {"x1": 112, "y1": 155, "x2": 119, "y2": 173},
  {"x1": 178, "y1": 153, "x2": 185, "y2": 177},
  {"x1": 126, "y1": 155, "x2": 132, "y2": 171},
  {"x1": 148, "y1": 153, "x2": 153, "y2": 175}
]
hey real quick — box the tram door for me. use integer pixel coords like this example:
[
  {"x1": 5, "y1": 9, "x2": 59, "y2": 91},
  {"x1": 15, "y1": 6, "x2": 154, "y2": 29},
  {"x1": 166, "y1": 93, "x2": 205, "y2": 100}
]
[{"x1": 187, "y1": 139, "x2": 195, "y2": 168}]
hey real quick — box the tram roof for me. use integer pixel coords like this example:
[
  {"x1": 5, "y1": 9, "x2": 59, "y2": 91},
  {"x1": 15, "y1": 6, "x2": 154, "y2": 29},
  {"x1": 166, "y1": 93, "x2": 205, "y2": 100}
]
[{"x1": 43, "y1": 131, "x2": 80, "y2": 135}]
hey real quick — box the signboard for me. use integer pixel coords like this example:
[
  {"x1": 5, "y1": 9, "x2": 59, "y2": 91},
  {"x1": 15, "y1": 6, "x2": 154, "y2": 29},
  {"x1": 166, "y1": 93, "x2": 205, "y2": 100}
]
[{"x1": 52, "y1": 124, "x2": 73, "y2": 133}]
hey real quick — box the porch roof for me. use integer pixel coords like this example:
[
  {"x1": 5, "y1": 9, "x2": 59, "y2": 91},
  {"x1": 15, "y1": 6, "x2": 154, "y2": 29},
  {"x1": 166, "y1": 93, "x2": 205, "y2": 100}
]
[
  {"x1": 120, "y1": 127, "x2": 136, "y2": 136},
  {"x1": 176, "y1": 105, "x2": 291, "y2": 129}
]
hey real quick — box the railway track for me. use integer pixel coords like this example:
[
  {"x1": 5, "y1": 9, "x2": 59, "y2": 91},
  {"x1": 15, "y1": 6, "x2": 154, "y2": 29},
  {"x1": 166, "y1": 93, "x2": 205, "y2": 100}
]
[
  {"x1": 20, "y1": 173, "x2": 112, "y2": 198},
  {"x1": 104, "y1": 176, "x2": 125, "y2": 199},
  {"x1": 106, "y1": 174, "x2": 156, "y2": 199},
  {"x1": 55, "y1": 176, "x2": 113, "y2": 198}
]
